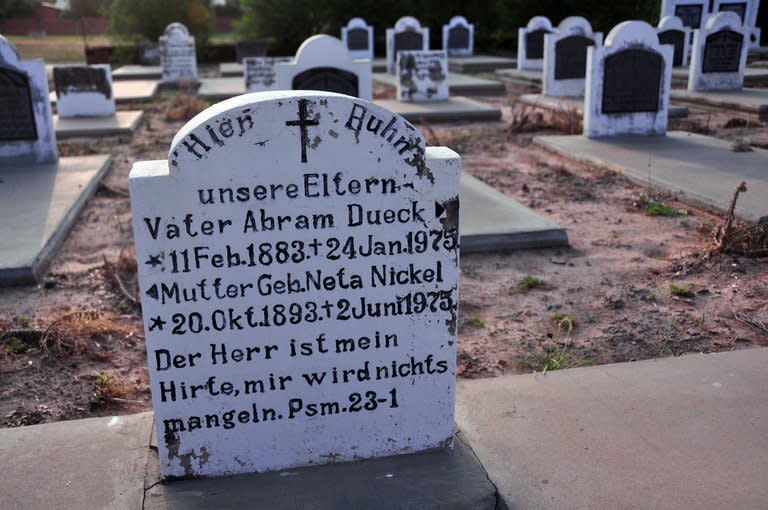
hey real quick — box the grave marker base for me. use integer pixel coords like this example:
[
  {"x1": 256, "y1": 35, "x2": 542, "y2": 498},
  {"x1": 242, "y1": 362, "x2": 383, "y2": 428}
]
[
  {"x1": 519, "y1": 94, "x2": 690, "y2": 119},
  {"x1": 375, "y1": 97, "x2": 502, "y2": 122},
  {"x1": 374, "y1": 71, "x2": 506, "y2": 96},
  {"x1": 53, "y1": 110, "x2": 144, "y2": 139},
  {"x1": 670, "y1": 87, "x2": 768, "y2": 117}
]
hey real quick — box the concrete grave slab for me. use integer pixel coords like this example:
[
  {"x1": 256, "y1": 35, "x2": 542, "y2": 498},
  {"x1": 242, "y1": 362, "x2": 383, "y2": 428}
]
[
  {"x1": 374, "y1": 71, "x2": 506, "y2": 96},
  {"x1": 0, "y1": 154, "x2": 112, "y2": 285},
  {"x1": 223, "y1": 59, "x2": 385, "y2": 77},
  {"x1": 54, "y1": 110, "x2": 144, "y2": 139},
  {"x1": 342, "y1": 17, "x2": 374, "y2": 60},
  {"x1": 458, "y1": 173, "x2": 568, "y2": 252},
  {"x1": 670, "y1": 87, "x2": 768, "y2": 117},
  {"x1": 672, "y1": 66, "x2": 768, "y2": 86},
  {"x1": 519, "y1": 93, "x2": 690, "y2": 119},
  {"x1": 448, "y1": 55, "x2": 517, "y2": 73},
  {"x1": 197, "y1": 77, "x2": 244, "y2": 100},
  {"x1": 495, "y1": 67, "x2": 542, "y2": 87},
  {"x1": 50, "y1": 79, "x2": 159, "y2": 106},
  {"x1": 456, "y1": 348, "x2": 768, "y2": 510},
  {"x1": 112, "y1": 65, "x2": 163, "y2": 80},
  {"x1": 534, "y1": 131, "x2": 768, "y2": 223},
  {"x1": 374, "y1": 96, "x2": 502, "y2": 122},
  {"x1": 517, "y1": 16, "x2": 554, "y2": 71},
  {"x1": 372, "y1": 57, "x2": 387, "y2": 72},
  {"x1": 748, "y1": 45, "x2": 768, "y2": 61}
]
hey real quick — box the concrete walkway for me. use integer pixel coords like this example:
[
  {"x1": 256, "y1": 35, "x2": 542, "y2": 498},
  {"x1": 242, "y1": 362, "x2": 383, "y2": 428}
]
[{"x1": 456, "y1": 348, "x2": 768, "y2": 510}]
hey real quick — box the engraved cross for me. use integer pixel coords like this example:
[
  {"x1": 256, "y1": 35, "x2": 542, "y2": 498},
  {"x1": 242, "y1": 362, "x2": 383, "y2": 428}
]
[{"x1": 285, "y1": 99, "x2": 319, "y2": 163}]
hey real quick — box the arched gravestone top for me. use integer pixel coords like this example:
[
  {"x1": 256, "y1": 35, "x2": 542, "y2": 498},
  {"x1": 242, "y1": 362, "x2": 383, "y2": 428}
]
[
  {"x1": 657, "y1": 15, "x2": 691, "y2": 67},
  {"x1": 130, "y1": 91, "x2": 461, "y2": 478},
  {"x1": 164, "y1": 22, "x2": 191, "y2": 38},
  {"x1": 292, "y1": 66, "x2": 359, "y2": 97},
  {"x1": 386, "y1": 16, "x2": 429, "y2": 73},
  {"x1": 0, "y1": 35, "x2": 22, "y2": 65},
  {"x1": 276, "y1": 35, "x2": 373, "y2": 100},
  {"x1": 716, "y1": 1, "x2": 748, "y2": 22},
  {"x1": 688, "y1": 11, "x2": 749, "y2": 90},
  {"x1": 542, "y1": 16, "x2": 602, "y2": 97},
  {"x1": 660, "y1": 0, "x2": 708, "y2": 29},
  {"x1": 341, "y1": 17, "x2": 373, "y2": 58},
  {"x1": 443, "y1": 16, "x2": 474, "y2": 56},
  {"x1": 517, "y1": 16, "x2": 554, "y2": 70}
]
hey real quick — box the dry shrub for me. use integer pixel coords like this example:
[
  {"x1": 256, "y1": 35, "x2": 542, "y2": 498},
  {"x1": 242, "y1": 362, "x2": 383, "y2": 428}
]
[
  {"x1": 722, "y1": 117, "x2": 749, "y2": 129},
  {"x1": 102, "y1": 249, "x2": 140, "y2": 311},
  {"x1": 39, "y1": 311, "x2": 124, "y2": 359},
  {"x1": 548, "y1": 107, "x2": 582, "y2": 134},
  {"x1": 165, "y1": 85, "x2": 209, "y2": 122},
  {"x1": 507, "y1": 103, "x2": 546, "y2": 133}
]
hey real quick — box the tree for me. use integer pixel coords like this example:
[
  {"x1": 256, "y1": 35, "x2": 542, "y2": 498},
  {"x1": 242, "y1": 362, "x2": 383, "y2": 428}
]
[
  {"x1": 0, "y1": 0, "x2": 39, "y2": 19},
  {"x1": 64, "y1": 0, "x2": 108, "y2": 47},
  {"x1": 107, "y1": 0, "x2": 212, "y2": 44}
]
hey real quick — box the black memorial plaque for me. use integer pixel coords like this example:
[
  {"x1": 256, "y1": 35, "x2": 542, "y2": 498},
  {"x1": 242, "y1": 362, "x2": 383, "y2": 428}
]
[
  {"x1": 347, "y1": 28, "x2": 369, "y2": 51},
  {"x1": 719, "y1": 2, "x2": 747, "y2": 22},
  {"x1": 702, "y1": 30, "x2": 743, "y2": 73},
  {"x1": 236, "y1": 41, "x2": 267, "y2": 62},
  {"x1": 602, "y1": 49, "x2": 663, "y2": 114},
  {"x1": 554, "y1": 35, "x2": 595, "y2": 80},
  {"x1": 0, "y1": 67, "x2": 38, "y2": 141},
  {"x1": 292, "y1": 67, "x2": 359, "y2": 97},
  {"x1": 525, "y1": 28, "x2": 552, "y2": 60},
  {"x1": 448, "y1": 25, "x2": 470, "y2": 50},
  {"x1": 394, "y1": 29, "x2": 424, "y2": 53},
  {"x1": 53, "y1": 66, "x2": 112, "y2": 99},
  {"x1": 674, "y1": 4, "x2": 704, "y2": 28},
  {"x1": 658, "y1": 29, "x2": 686, "y2": 66}
]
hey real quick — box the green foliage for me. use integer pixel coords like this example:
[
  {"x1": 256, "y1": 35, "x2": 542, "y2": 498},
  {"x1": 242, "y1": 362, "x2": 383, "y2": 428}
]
[
  {"x1": 644, "y1": 199, "x2": 680, "y2": 217},
  {"x1": 517, "y1": 275, "x2": 546, "y2": 292},
  {"x1": 668, "y1": 283, "x2": 694, "y2": 297},
  {"x1": 65, "y1": 0, "x2": 105, "y2": 19},
  {"x1": 0, "y1": 0, "x2": 38, "y2": 19},
  {"x1": 107, "y1": 0, "x2": 212, "y2": 44},
  {"x1": 524, "y1": 344, "x2": 589, "y2": 373},
  {"x1": 3, "y1": 336, "x2": 29, "y2": 355},
  {"x1": 464, "y1": 316, "x2": 484, "y2": 327}
]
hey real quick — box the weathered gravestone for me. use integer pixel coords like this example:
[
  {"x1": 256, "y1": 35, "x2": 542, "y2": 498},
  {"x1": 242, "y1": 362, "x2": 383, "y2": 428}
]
[
  {"x1": 688, "y1": 11, "x2": 750, "y2": 90},
  {"x1": 657, "y1": 16, "x2": 692, "y2": 67},
  {"x1": 542, "y1": 16, "x2": 603, "y2": 98},
  {"x1": 244, "y1": 57, "x2": 292, "y2": 92},
  {"x1": 341, "y1": 17, "x2": 374, "y2": 60},
  {"x1": 235, "y1": 40, "x2": 268, "y2": 62},
  {"x1": 442, "y1": 16, "x2": 474, "y2": 57},
  {"x1": 276, "y1": 35, "x2": 372, "y2": 101},
  {"x1": 584, "y1": 21, "x2": 674, "y2": 137},
  {"x1": 713, "y1": 0, "x2": 761, "y2": 48},
  {"x1": 129, "y1": 90, "x2": 461, "y2": 478},
  {"x1": 386, "y1": 17, "x2": 429, "y2": 74},
  {"x1": 160, "y1": 22, "x2": 198, "y2": 85},
  {"x1": 517, "y1": 16, "x2": 554, "y2": 71},
  {"x1": 397, "y1": 50, "x2": 449, "y2": 102},
  {"x1": 0, "y1": 35, "x2": 57, "y2": 164},
  {"x1": 53, "y1": 64, "x2": 115, "y2": 117},
  {"x1": 660, "y1": 0, "x2": 709, "y2": 31}
]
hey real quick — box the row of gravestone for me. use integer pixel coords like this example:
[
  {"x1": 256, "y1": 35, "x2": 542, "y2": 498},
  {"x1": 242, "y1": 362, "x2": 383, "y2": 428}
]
[
  {"x1": 533, "y1": 12, "x2": 751, "y2": 99},
  {"x1": 660, "y1": 0, "x2": 761, "y2": 47}
]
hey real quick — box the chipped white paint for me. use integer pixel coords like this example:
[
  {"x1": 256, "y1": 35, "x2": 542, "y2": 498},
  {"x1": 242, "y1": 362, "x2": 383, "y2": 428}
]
[
  {"x1": 129, "y1": 91, "x2": 460, "y2": 478},
  {"x1": 160, "y1": 22, "x2": 198, "y2": 84},
  {"x1": 0, "y1": 35, "x2": 58, "y2": 165},
  {"x1": 244, "y1": 57, "x2": 292, "y2": 92},
  {"x1": 386, "y1": 16, "x2": 429, "y2": 74},
  {"x1": 54, "y1": 64, "x2": 116, "y2": 117},
  {"x1": 276, "y1": 35, "x2": 372, "y2": 101},
  {"x1": 584, "y1": 21, "x2": 674, "y2": 138},
  {"x1": 657, "y1": 16, "x2": 692, "y2": 67},
  {"x1": 517, "y1": 16, "x2": 554, "y2": 71},
  {"x1": 688, "y1": 12, "x2": 750, "y2": 91},
  {"x1": 341, "y1": 17, "x2": 374, "y2": 60},
  {"x1": 396, "y1": 50, "x2": 449, "y2": 102},
  {"x1": 442, "y1": 16, "x2": 474, "y2": 57},
  {"x1": 542, "y1": 17, "x2": 603, "y2": 98}
]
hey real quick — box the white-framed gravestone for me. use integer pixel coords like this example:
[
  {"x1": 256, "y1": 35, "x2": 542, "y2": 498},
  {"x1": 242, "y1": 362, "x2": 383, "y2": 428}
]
[
  {"x1": 542, "y1": 16, "x2": 603, "y2": 98},
  {"x1": 129, "y1": 90, "x2": 461, "y2": 478},
  {"x1": 244, "y1": 57, "x2": 292, "y2": 92},
  {"x1": 53, "y1": 64, "x2": 115, "y2": 118},
  {"x1": 517, "y1": 16, "x2": 554, "y2": 71},
  {"x1": 657, "y1": 16, "x2": 692, "y2": 67},
  {"x1": 341, "y1": 17, "x2": 374, "y2": 60},
  {"x1": 276, "y1": 35, "x2": 372, "y2": 101},
  {"x1": 712, "y1": 0, "x2": 761, "y2": 48},
  {"x1": 584, "y1": 21, "x2": 674, "y2": 138},
  {"x1": 160, "y1": 22, "x2": 198, "y2": 84},
  {"x1": 386, "y1": 16, "x2": 429, "y2": 74},
  {"x1": 397, "y1": 50, "x2": 449, "y2": 102},
  {"x1": 442, "y1": 16, "x2": 474, "y2": 57},
  {"x1": 688, "y1": 11, "x2": 750, "y2": 91},
  {"x1": 660, "y1": 0, "x2": 709, "y2": 32},
  {"x1": 0, "y1": 35, "x2": 57, "y2": 165}
]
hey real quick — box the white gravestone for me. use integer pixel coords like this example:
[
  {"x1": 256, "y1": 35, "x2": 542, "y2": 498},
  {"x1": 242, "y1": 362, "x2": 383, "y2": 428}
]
[
  {"x1": 442, "y1": 16, "x2": 474, "y2": 57},
  {"x1": 276, "y1": 35, "x2": 372, "y2": 101},
  {"x1": 244, "y1": 57, "x2": 292, "y2": 92},
  {"x1": 386, "y1": 16, "x2": 429, "y2": 74},
  {"x1": 160, "y1": 22, "x2": 198, "y2": 84},
  {"x1": 542, "y1": 17, "x2": 603, "y2": 98},
  {"x1": 660, "y1": 0, "x2": 709, "y2": 33},
  {"x1": 712, "y1": 0, "x2": 761, "y2": 48},
  {"x1": 584, "y1": 21, "x2": 674, "y2": 138},
  {"x1": 0, "y1": 35, "x2": 57, "y2": 165},
  {"x1": 688, "y1": 12, "x2": 750, "y2": 91},
  {"x1": 341, "y1": 17, "x2": 374, "y2": 60},
  {"x1": 129, "y1": 90, "x2": 461, "y2": 478},
  {"x1": 397, "y1": 50, "x2": 449, "y2": 102},
  {"x1": 657, "y1": 16, "x2": 692, "y2": 67},
  {"x1": 53, "y1": 64, "x2": 116, "y2": 117},
  {"x1": 517, "y1": 16, "x2": 554, "y2": 71}
]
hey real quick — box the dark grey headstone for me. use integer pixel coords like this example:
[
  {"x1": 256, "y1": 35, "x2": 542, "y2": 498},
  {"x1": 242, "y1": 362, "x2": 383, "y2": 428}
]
[
  {"x1": 719, "y1": 2, "x2": 747, "y2": 22},
  {"x1": 236, "y1": 41, "x2": 267, "y2": 62},
  {"x1": 702, "y1": 29, "x2": 743, "y2": 73},
  {"x1": 658, "y1": 29, "x2": 686, "y2": 66},
  {"x1": 554, "y1": 35, "x2": 595, "y2": 80},
  {"x1": 448, "y1": 25, "x2": 470, "y2": 50},
  {"x1": 0, "y1": 66, "x2": 38, "y2": 141},
  {"x1": 525, "y1": 28, "x2": 552, "y2": 60},
  {"x1": 292, "y1": 66, "x2": 359, "y2": 97},
  {"x1": 674, "y1": 4, "x2": 704, "y2": 28},
  {"x1": 139, "y1": 43, "x2": 160, "y2": 66},
  {"x1": 394, "y1": 30, "x2": 424, "y2": 53},
  {"x1": 347, "y1": 28, "x2": 369, "y2": 51},
  {"x1": 53, "y1": 66, "x2": 111, "y2": 99},
  {"x1": 602, "y1": 48, "x2": 663, "y2": 114}
]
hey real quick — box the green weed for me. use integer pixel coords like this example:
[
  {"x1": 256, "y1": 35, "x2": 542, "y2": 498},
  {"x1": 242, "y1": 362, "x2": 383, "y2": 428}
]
[
  {"x1": 517, "y1": 275, "x2": 547, "y2": 292},
  {"x1": 669, "y1": 283, "x2": 694, "y2": 298}
]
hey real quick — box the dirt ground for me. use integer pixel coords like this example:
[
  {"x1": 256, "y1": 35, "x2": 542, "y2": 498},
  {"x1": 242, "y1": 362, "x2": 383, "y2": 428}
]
[{"x1": 1, "y1": 80, "x2": 767, "y2": 428}]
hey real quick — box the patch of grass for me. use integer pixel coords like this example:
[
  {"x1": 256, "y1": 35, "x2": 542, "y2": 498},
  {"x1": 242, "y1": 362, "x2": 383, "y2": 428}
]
[
  {"x1": 552, "y1": 312, "x2": 575, "y2": 332},
  {"x1": 517, "y1": 275, "x2": 547, "y2": 292},
  {"x1": 644, "y1": 199, "x2": 680, "y2": 217},
  {"x1": 647, "y1": 292, "x2": 657, "y2": 303},
  {"x1": 497, "y1": 310, "x2": 526, "y2": 322},
  {"x1": 524, "y1": 345, "x2": 589, "y2": 374},
  {"x1": 16, "y1": 314, "x2": 29, "y2": 328},
  {"x1": 3, "y1": 337, "x2": 29, "y2": 355},
  {"x1": 600, "y1": 276, "x2": 613, "y2": 287},
  {"x1": 464, "y1": 316, "x2": 484, "y2": 328},
  {"x1": 669, "y1": 283, "x2": 694, "y2": 298}
]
